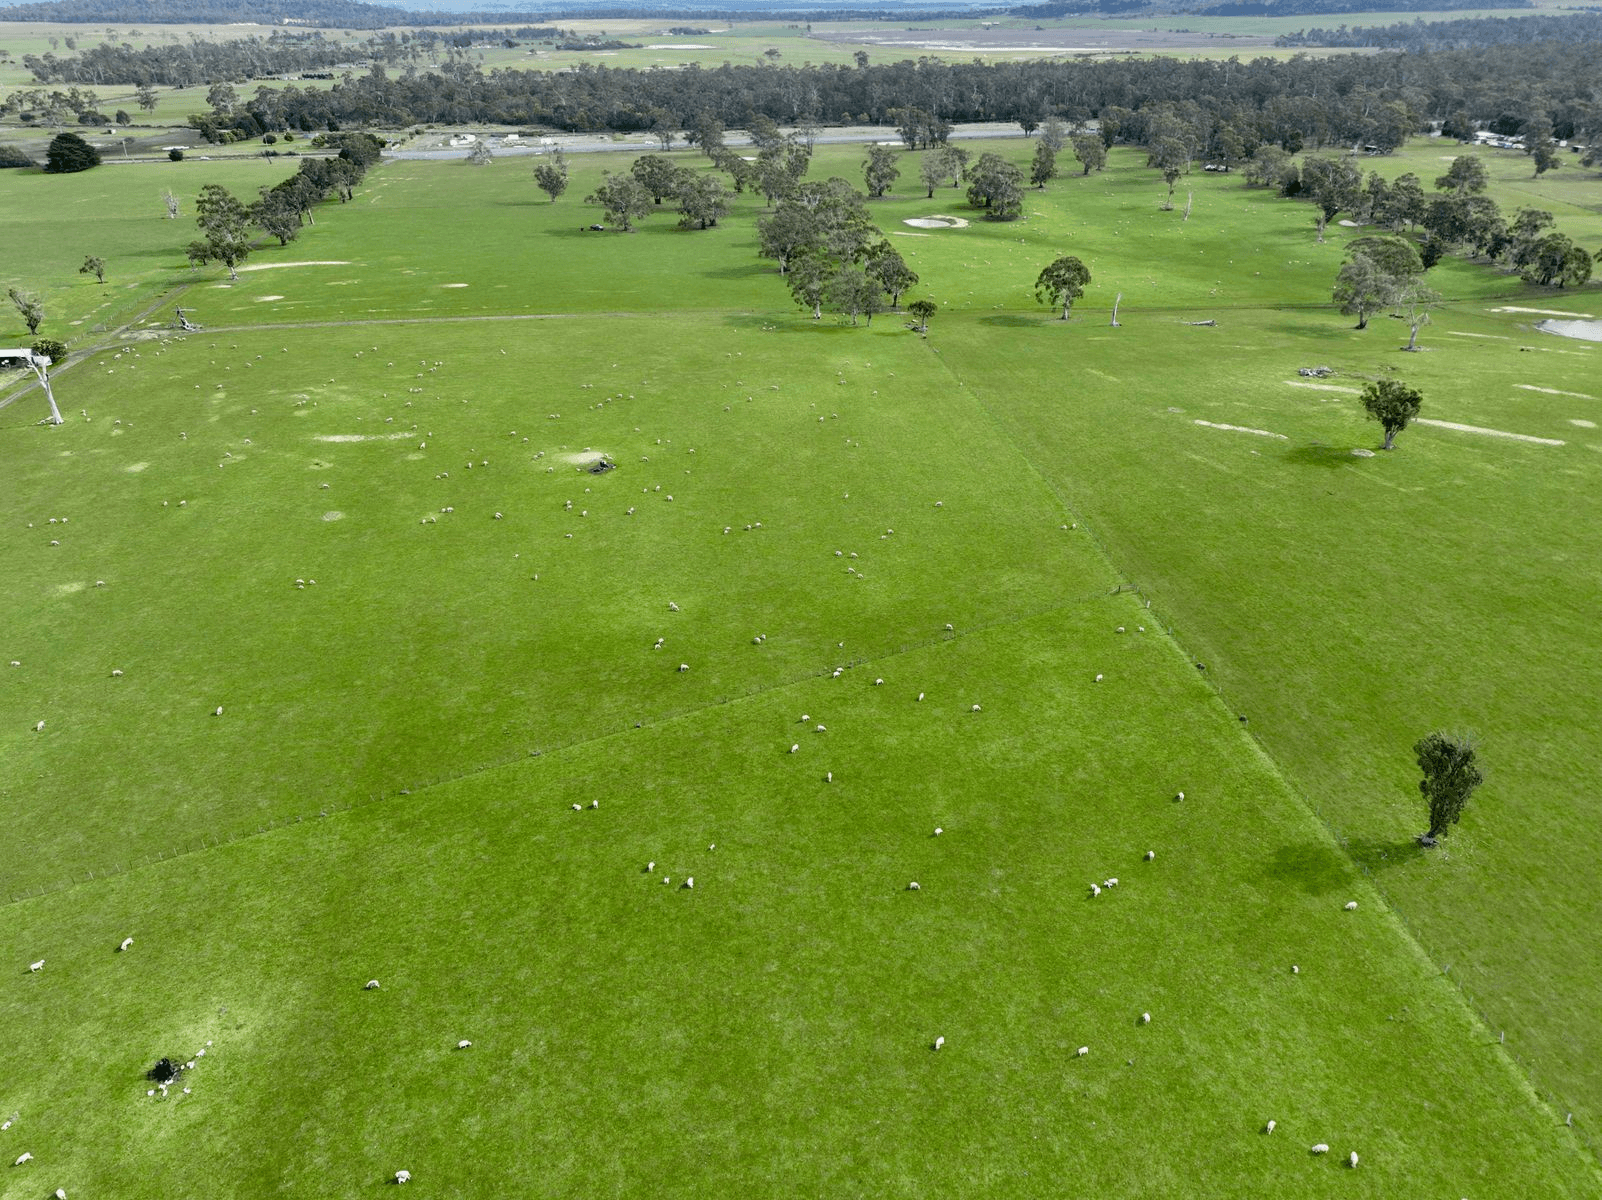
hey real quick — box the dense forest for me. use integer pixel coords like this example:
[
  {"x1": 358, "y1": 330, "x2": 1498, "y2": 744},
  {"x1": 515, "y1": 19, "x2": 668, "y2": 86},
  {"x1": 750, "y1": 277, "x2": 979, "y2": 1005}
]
[
  {"x1": 1276, "y1": 10, "x2": 1602, "y2": 49},
  {"x1": 19, "y1": 29, "x2": 565, "y2": 86}
]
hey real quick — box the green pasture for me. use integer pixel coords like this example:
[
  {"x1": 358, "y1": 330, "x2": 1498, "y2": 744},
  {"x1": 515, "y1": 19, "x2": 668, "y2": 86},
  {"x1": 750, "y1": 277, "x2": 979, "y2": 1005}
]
[
  {"x1": 2, "y1": 136, "x2": 1601, "y2": 1194},
  {"x1": 0, "y1": 156, "x2": 306, "y2": 340}
]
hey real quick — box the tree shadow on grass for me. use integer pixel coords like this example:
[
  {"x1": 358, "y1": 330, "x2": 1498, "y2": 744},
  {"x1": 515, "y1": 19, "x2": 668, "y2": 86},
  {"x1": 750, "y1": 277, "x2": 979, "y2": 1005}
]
[
  {"x1": 1340, "y1": 834, "x2": 1430, "y2": 875},
  {"x1": 1285, "y1": 443, "x2": 1362, "y2": 469},
  {"x1": 980, "y1": 314, "x2": 1047, "y2": 328},
  {"x1": 1263, "y1": 841, "x2": 1359, "y2": 896}
]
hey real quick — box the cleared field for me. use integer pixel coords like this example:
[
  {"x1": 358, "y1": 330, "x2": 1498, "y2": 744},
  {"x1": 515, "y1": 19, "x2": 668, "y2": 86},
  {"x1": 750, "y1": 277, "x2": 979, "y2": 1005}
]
[{"x1": 1, "y1": 138, "x2": 1599, "y2": 1195}]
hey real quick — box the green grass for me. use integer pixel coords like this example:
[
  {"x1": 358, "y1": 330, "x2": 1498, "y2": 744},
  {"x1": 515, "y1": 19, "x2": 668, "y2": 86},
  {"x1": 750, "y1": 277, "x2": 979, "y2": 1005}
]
[{"x1": 1, "y1": 136, "x2": 1600, "y2": 1196}]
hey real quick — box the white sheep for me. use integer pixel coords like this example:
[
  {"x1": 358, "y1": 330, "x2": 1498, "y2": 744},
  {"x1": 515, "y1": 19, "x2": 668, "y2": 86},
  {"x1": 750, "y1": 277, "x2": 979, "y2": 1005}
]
[
  {"x1": 1175, "y1": 791, "x2": 1185, "y2": 801},
  {"x1": 933, "y1": 1036, "x2": 944, "y2": 1050},
  {"x1": 1292, "y1": 965, "x2": 1299, "y2": 974},
  {"x1": 917, "y1": 693, "x2": 925, "y2": 702},
  {"x1": 33, "y1": 721, "x2": 44, "y2": 732},
  {"x1": 395, "y1": 1169, "x2": 411, "y2": 1183},
  {"x1": 365, "y1": 980, "x2": 380, "y2": 990},
  {"x1": 825, "y1": 772, "x2": 832, "y2": 783},
  {"x1": 28, "y1": 960, "x2": 43, "y2": 972},
  {"x1": 1105, "y1": 878, "x2": 1119, "y2": 887},
  {"x1": 213, "y1": 706, "x2": 223, "y2": 717},
  {"x1": 1094, "y1": 674, "x2": 1103, "y2": 682},
  {"x1": 908, "y1": 882, "x2": 920, "y2": 891},
  {"x1": 1090, "y1": 884, "x2": 1101, "y2": 897},
  {"x1": 875, "y1": 678, "x2": 884, "y2": 686},
  {"x1": 14, "y1": 1152, "x2": 32, "y2": 1165},
  {"x1": 457, "y1": 1040, "x2": 472, "y2": 1049},
  {"x1": 934, "y1": 827, "x2": 943, "y2": 836},
  {"x1": 1144, "y1": 850, "x2": 1156, "y2": 861},
  {"x1": 1140, "y1": 1012, "x2": 1151, "y2": 1024},
  {"x1": 1344, "y1": 901, "x2": 1358, "y2": 911},
  {"x1": 1348, "y1": 1151, "x2": 1358, "y2": 1168},
  {"x1": 971, "y1": 704, "x2": 981, "y2": 712},
  {"x1": 1076, "y1": 1046, "x2": 1089, "y2": 1057},
  {"x1": 647, "y1": 861, "x2": 655, "y2": 872},
  {"x1": 678, "y1": 664, "x2": 690, "y2": 672},
  {"x1": 1264, "y1": 1120, "x2": 1275, "y2": 1134},
  {"x1": 790, "y1": 744, "x2": 799, "y2": 754},
  {"x1": 685, "y1": 877, "x2": 694, "y2": 889},
  {"x1": 56, "y1": 1189, "x2": 68, "y2": 1199},
  {"x1": 119, "y1": 937, "x2": 133, "y2": 952},
  {"x1": 1310, "y1": 1143, "x2": 1329, "y2": 1154}
]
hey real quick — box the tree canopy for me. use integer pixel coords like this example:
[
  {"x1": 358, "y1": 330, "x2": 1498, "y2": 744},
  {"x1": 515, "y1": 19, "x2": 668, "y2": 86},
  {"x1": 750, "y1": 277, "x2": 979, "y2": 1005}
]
[
  {"x1": 44, "y1": 130, "x2": 100, "y2": 174},
  {"x1": 1359, "y1": 379, "x2": 1423, "y2": 449},
  {"x1": 1415, "y1": 732, "x2": 1484, "y2": 841},
  {"x1": 1035, "y1": 256, "x2": 1093, "y2": 320}
]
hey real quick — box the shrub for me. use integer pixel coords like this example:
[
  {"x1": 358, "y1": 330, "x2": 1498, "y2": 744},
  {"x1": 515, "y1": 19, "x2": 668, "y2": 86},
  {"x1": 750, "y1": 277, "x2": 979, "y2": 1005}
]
[
  {"x1": 0, "y1": 142, "x2": 36, "y2": 169},
  {"x1": 168, "y1": 148, "x2": 184, "y2": 161}
]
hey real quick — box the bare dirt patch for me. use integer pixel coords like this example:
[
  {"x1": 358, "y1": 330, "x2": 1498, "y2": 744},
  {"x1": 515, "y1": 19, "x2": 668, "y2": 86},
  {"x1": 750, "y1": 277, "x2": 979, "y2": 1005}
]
[
  {"x1": 1516, "y1": 384, "x2": 1595, "y2": 400},
  {"x1": 904, "y1": 215, "x2": 970, "y2": 230},
  {"x1": 236, "y1": 261, "x2": 352, "y2": 272},
  {"x1": 1194, "y1": 419, "x2": 1287, "y2": 440},
  {"x1": 1286, "y1": 381, "x2": 1360, "y2": 396},
  {"x1": 1492, "y1": 306, "x2": 1595, "y2": 318},
  {"x1": 1413, "y1": 418, "x2": 1564, "y2": 445}
]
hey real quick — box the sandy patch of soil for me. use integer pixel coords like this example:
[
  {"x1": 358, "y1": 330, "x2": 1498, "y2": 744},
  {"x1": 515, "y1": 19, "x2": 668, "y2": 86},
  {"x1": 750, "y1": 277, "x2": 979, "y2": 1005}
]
[
  {"x1": 562, "y1": 450, "x2": 610, "y2": 465},
  {"x1": 257, "y1": 295, "x2": 284, "y2": 302},
  {"x1": 1492, "y1": 306, "x2": 1594, "y2": 318},
  {"x1": 904, "y1": 215, "x2": 970, "y2": 229},
  {"x1": 237, "y1": 261, "x2": 351, "y2": 271},
  {"x1": 1194, "y1": 419, "x2": 1286, "y2": 439},
  {"x1": 1568, "y1": 419, "x2": 1596, "y2": 428},
  {"x1": 1413, "y1": 418, "x2": 1564, "y2": 445},
  {"x1": 1537, "y1": 319, "x2": 1602, "y2": 343}
]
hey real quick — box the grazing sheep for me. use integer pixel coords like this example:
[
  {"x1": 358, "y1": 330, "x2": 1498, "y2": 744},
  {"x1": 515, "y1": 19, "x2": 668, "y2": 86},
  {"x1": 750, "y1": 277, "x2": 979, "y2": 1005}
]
[
  {"x1": 572, "y1": 804, "x2": 582, "y2": 811},
  {"x1": 1292, "y1": 965, "x2": 1299, "y2": 975},
  {"x1": 213, "y1": 707, "x2": 223, "y2": 717},
  {"x1": 1348, "y1": 1151, "x2": 1358, "y2": 1168},
  {"x1": 1344, "y1": 901, "x2": 1358, "y2": 911},
  {"x1": 1094, "y1": 674, "x2": 1103, "y2": 683},
  {"x1": 365, "y1": 980, "x2": 380, "y2": 990},
  {"x1": 933, "y1": 1036, "x2": 944, "y2": 1050},
  {"x1": 28, "y1": 960, "x2": 43, "y2": 972},
  {"x1": 111, "y1": 669, "x2": 122, "y2": 677},
  {"x1": 685, "y1": 877, "x2": 694, "y2": 889},
  {"x1": 56, "y1": 1189, "x2": 68, "y2": 1199},
  {"x1": 34, "y1": 721, "x2": 44, "y2": 732},
  {"x1": 825, "y1": 772, "x2": 832, "y2": 783},
  {"x1": 1265, "y1": 1120, "x2": 1275, "y2": 1134},
  {"x1": 875, "y1": 678, "x2": 884, "y2": 686},
  {"x1": 678, "y1": 664, "x2": 690, "y2": 672},
  {"x1": 457, "y1": 1040, "x2": 472, "y2": 1049},
  {"x1": 668, "y1": 602, "x2": 679, "y2": 612},
  {"x1": 800, "y1": 715, "x2": 810, "y2": 723},
  {"x1": 917, "y1": 693, "x2": 925, "y2": 702},
  {"x1": 908, "y1": 882, "x2": 920, "y2": 891},
  {"x1": 934, "y1": 827, "x2": 943, "y2": 836},
  {"x1": 790, "y1": 744, "x2": 799, "y2": 754},
  {"x1": 1105, "y1": 878, "x2": 1119, "y2": 887},
  {"x1": 1076, "y1": 1046, "x2": 1089, "y2": 1057},
  {"x1": 1140, "y1": 1012, "x2": 1151, "y2": 1024},
  {"x1": 395, "y1": 1169, "x2": 411, "y2": 1183},
  {"x1": 1090, "y1": 884, "x2": 1101, "y2": 897},
  {"x1": 1311, "y1": 1144, "x2": 1329, "y2": 1155},
  {"x1": 971, "y1": 704, "x2": 981, "y2": 712},
  {"x1": 1175, "y1": 791, "x2": 1185, "y2": 801},
  {"x1": 1144, "y1": 850, "x2": 1156, "y2": 861},
  {"x1": 815, "y1": 724, "x2": 826, "y2": 732},
  {"x1": 119, "y1": 937, "x2": 133, "y2": 952},
  {"x1": 14, "y1": 1152, "x2": 32, "y2": 1165}
]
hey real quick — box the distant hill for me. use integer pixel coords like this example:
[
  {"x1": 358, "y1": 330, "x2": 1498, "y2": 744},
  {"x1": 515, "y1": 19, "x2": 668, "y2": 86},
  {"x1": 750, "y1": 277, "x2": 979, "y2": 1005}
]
[
  {"x1": 0, "y1": 0, "x2": 558, "y2": 28},
  {"x1": 0, "y1": 0, "x2": 1008, "y2": 25}
]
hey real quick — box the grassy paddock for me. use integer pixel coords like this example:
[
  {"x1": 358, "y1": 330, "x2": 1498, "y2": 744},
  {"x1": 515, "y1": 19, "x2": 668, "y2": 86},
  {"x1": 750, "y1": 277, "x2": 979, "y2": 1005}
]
[{"x1": 1, "y1": 138, "x2": 1600, "y2": 1194}]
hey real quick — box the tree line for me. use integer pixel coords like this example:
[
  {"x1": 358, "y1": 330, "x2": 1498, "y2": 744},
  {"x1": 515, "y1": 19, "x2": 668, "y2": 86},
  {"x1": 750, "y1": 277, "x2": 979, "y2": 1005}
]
[
  {"x1": 1276, "y1": 11, "x2": 1602, "y2": 51},
  {"x1": 154, "y1": 44, "x2": 1602, "y2": 162}
]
